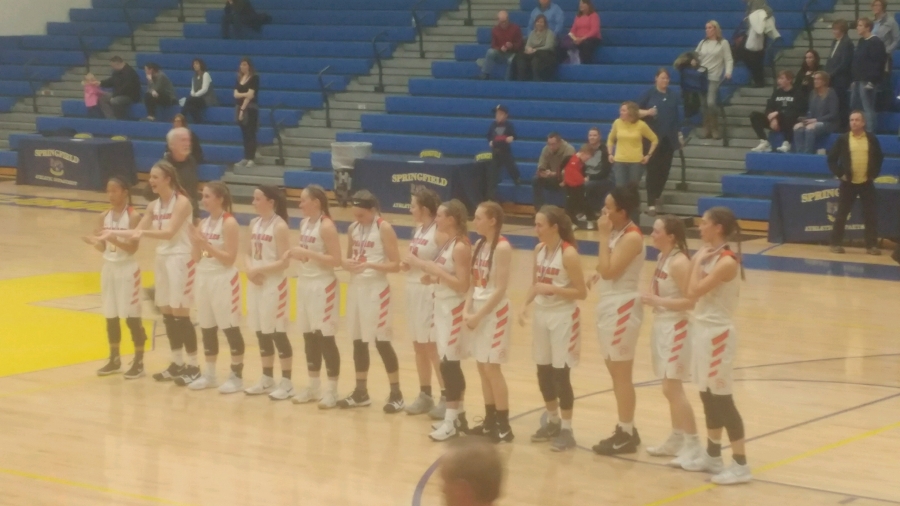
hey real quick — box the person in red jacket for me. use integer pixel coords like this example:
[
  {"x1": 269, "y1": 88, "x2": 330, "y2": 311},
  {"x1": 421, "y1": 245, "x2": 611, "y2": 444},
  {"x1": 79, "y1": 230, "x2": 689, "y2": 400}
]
[
  {"x1": 479, "y1": 10, "x2": 524, "y2": 80},
  {"x1": 563, "y1": 145, "x2": 595, "y2": 226}
]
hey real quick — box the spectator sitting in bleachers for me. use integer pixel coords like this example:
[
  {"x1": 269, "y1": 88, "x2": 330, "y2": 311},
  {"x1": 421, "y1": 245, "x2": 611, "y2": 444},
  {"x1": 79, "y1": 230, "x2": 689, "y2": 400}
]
[
  {"x1": 222, "y1": 0, "x2": 270, "y2": 39},
  {"x1": 561, "y1": 0, "x2": 601, "y2": 65},
  {"x1": 825, "y1": 19, "x2": 853, "y2": 132},
  {"x1": 743, "y1": 0, "x2": 780, "y2": 88},
  {"x1": 528, "y1": 0, "x2": 565, "y2": 37},
  {"x1": 608, "y1": 101, "x2": 658, "y2": 223},
  {"x1": 478, "y1": 11, "x2": 523, "y2": 80},
  {"x1": 793, "y1": 49, "x2": 821, "y2": 98},
  {"x1": 515, "y1": 15, "x2": 557, "y2": 81},
  {"x1": 234, "y1": 57, "x2": 260, "y2": 168},
  {"x1": 142, "y1": 63, "x2": 177, "y2": 122},
  {"x1": 793, "y1": 71, "x2": 839, "y2": 154},
  {"x1": 487, "y1": 104, "x2": 520, "y2": 201},
  {"x1": 695, "y1": 20, "x2": 733, "y2": 139},
  {"x1": 638, "y1": 68, "x2": 683, "y2": 216},
  {"x1": 749, "y1": 70, "x2": 804, "y2": 153},
  {"x1": 563, "y1": 144, "x2": 595, "y2": 228},
  {"x1": 532, "y1": 132, "x2": 574, "y2": 211},
  {"x1": 181, "y1": 58, "x2": 216, "y2": 124},
  {"x1": 98, "y1": 56, "x2": 141, "y2": 120},
  {"x1": 581, "y1": 127, "x2": 612, "y2": 230},
  {"x1": 850, "y1": 18, "x2": 886, "y2": 133},
  {"x1": 169, "y1": 114, "x2": 204, "y2": 164},
  {"x1": 82, "y1": 73, "x2": 103, "y2": 119}
]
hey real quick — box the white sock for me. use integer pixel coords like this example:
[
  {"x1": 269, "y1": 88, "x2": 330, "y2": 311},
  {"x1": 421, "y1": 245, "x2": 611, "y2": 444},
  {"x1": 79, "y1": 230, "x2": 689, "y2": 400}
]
[
  {"x1": 328, "y1": 378, "x2": 338, "y2": 393},
  {"x1": 685, "y1": 433, "x2": 700, "y2": 443},
  {"x1": 444, "y1": 408, "x2": 458, "y2": 423},
  {"x1": 561, "y1": 419, "x2": 572, "y2": 431},
  {"x1": 672, "y1": 429, "x2": 684, "y2": 436},
  {"x1": 205, "y1": 361, "x2": 216, "y2": 376},
  {"x1": 172, "y1": 349, "x2": 184, "y2": 366},
  {"x1": 310, "y1": 377, "x2": 321, "y2": 390},
  {"x1": 186, "y1": 354, "x2": 198, "y2": 367},
  {"x1": 548, "y1": 410, "x2": 561, "y2": 424},
  {"x1": 618, "y1": 421, "x2": 634, "y2": 435}
]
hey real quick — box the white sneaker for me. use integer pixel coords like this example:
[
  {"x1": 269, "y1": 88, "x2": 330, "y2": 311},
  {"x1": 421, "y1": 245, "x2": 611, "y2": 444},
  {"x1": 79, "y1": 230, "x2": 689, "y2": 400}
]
[
  {"x1": 218, "y1": 373, "x2": 243, "y2": 394},
  {"x1": 776, "y1": 141, "x2": 791, "y2": 153},
  {"x1": 268, "y1": 378, "x2": 294, "y2": 400},
  {"x1": 711, "y1": 462, "x2": 753, "y2": 485},
  {"x1": 429, "y1": 420, "x2": 457, "y2": 442},
  {"x1": 750, "y1": 140, "x2": 771, "y2": 152},
  {"x1": 188, "y1": 373, "x2": 216, "y2": 390},
  {"x1": 244, "y1": 375, "x2": 275, "y2": 395},
  {"x1": 404, "y1": 391, "x2": 435, "y2": 415},
  {"x1": 292, "y1": 384, "x2": 322, "y2": 404},
  {"x1": 245, "y1": 160, "x2": 256, "y2": 168},
  {"x1": 234, "y1": 159, "x2": 248, "y2": 167},
  {"x1": 681, "y1": 453, "x2": 725, "y2": 474},
  {"x1": 318, "y1": 389, "x2": 337, "y2": 409},
  {"x1": 646, "y1": 432, "x2": 684, "y2": 457},
  {"x1": 668, "y1": 436, "x2": 703, "y2": 468},
  {"x1": 428, "y1": 396, "x2": 447, "y2": 420}
]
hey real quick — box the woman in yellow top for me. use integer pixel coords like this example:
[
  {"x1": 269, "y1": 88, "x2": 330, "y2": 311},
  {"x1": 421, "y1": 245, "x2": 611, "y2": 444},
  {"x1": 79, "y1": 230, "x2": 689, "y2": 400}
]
[{"x1": 607, "y1": 101, "x2": 658, "y2": 222}]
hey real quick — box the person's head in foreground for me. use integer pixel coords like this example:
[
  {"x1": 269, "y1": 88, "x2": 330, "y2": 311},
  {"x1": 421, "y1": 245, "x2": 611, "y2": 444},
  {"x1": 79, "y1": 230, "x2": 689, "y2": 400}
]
[{"x1": 441, "y1": 437, "x2": 504, "y2": 506}]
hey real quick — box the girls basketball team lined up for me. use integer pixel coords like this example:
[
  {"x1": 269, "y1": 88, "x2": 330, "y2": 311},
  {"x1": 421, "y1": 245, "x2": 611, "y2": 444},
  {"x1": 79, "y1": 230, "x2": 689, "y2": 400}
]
[{"x1": 86, "y1": 161, "x2": 752, "y2": 486}]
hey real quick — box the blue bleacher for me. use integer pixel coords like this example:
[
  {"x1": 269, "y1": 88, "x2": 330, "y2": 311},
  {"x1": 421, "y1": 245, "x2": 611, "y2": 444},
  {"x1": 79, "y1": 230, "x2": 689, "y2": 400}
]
[
  {"x1": 361, "y1": 113, "x2": 603, "y2": 141},
  {"x1": 204, "y1": 10, "x2": 438, "y2": 27},
  {"x1": 47, "y1": 22, "x2": 134, "y2": 37},
  {"x1": 183, "y1": 24, "x2": 417, "y2": 43},
  {"x1": 409, "y1": 78, "x2": 677, "y2": 102},
  {"x1": 36, "y1": 117, "x2": 277, "y2": 145},
  {"x1": 523, "y1": 0, "x2": 829, "y2": 11},
  {"x1": 163, "y1": 70, "x2": 349, "y2": 92},
  {"x1": 0, "y1": 150, "x2": 17, "y2": 167},
  {"x1": 387, "y1": 95, "x2": 621, "y2": 121},
  {"x1": 135, "y1": 54, "x2": 373, "y2": 76},
  {"x1": 0, "y1": 65, "x2": 68, "y2": 82},
  {"x1": 68, "y1": 8, "x2": 160, "y2": 23},
  {"x1": 698, "y1": 197, "x2": 771, "y2": 221},
  {"x1": 283, "y1": 170, "x2": 335, "y2": 190},
  {"x1": 61, "y1": 100, "x2": 302, "y2": 127},
  {"x1": 475, "y1": 27, "x2": 793, "y2": 48},
  {"x1": 250, "y1": 0, "x2": 457, "y2": 9},
  {"x1": 159, "y1": 39, "x2": 395, "y2": 59}
]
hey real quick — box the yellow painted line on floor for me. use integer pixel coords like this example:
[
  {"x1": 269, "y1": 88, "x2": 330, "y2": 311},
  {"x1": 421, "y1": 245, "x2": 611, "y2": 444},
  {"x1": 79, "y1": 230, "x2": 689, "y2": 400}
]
[
  {"x1": 641, "y1": 420, "x2": 900, "y2": 506},
  {"x1": 0, "y1": 466, "x2": 197, "y2": 506}
]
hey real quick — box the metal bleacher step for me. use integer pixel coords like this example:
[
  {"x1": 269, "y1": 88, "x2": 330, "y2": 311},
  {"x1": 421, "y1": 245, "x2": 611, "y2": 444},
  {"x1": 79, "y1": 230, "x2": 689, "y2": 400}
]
[
  {"x1": 233, "y1": 164, "x2": 290, "y2": 179},
  {"x1": 331, "y1": 100, "x2": 387, "y2": 112},
  {"x1": 255, "y1": 155, "x2": 311, "y2": 168},
  {"x1": 221, "y1": 173, "x2": 284, "y2": 187},
  {"x1": 258, "y1": 145, "x2": 320, "y2": 159},
  {"x1": 285, "y1": 127, "x2": 355, "y2": 141}
]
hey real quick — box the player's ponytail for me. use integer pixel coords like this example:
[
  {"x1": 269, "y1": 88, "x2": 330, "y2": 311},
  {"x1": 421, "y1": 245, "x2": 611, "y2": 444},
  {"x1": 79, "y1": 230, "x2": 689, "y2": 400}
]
[
  {"x1": 660, "y1": 215, "x2": 690, "y2": 259},
  {"x1": 539, "y1": 205, "x2": 576, "y2": 247},
  {"x1": 257, "y1": 185, "x2": 289, "y2": 223},
  {"x1": 471, "y1": 201, "x2": 504, "y2": 272},
  {"x1": 304, "y1": 184, "x2": 331, "y2": 218},
  {"x1": 705, "y1": 206, "x2": 745, "y2": 280},
  {"x1": 205, "y1": 181, "x2": 233, "y2": 214}
]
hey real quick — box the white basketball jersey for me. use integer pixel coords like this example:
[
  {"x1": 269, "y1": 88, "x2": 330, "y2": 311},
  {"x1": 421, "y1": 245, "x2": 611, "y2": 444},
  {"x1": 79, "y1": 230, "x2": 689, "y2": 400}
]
[
  {"x1": 197, "y1": 213, "x2": 231, "y2": 273},
  {"x1": 350, "y1": 218, "x2": 386, "y2": 280},
  {"x1": 153, "y1": 194, "x2": 191, "y2": 256},
  {"x1": 298, "y1": 214, "x2": 334, "y2": 278},
  {"x1": 102, "y1": 207, "x2": 134, "y2": 263},
  {"x1": 434, "y1": 236, "x2": 464, "y2": 300},
  {"x1": 651, "y1": 250, "x2": 688, "y2": 319},
  {"x1": 534, "y1": 241, "x2": 574, "y2": 309},
  {"x1": 248, "y1": 214, "x2": 283, "y2": 270},
  {"x1": 598, "y1": 223, "x2": 644, "y2": 297},
  {"x1": 407, "y1": 220, "x2": 438, "y2": 283},
  {"x1": 693, "y1": 246, "x2": 740, "y2": 325},
  {"x1": 472, "y1": 236, "x2": 507, "y2": 301}
]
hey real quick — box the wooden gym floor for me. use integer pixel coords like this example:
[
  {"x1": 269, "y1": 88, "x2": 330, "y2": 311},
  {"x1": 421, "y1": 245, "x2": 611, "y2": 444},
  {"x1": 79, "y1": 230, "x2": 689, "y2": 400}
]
[{"x1": 0, "y1": 182, "x2": 898, "y2": 506}]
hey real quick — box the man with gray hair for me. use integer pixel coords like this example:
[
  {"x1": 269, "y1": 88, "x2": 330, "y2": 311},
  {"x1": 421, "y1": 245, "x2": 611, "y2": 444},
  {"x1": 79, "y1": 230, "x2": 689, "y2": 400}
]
[
  {"x1": 478, "y1": 10, "x2": 523, "y2": 80},
  {"x1": 165, "y1": 127, "x2": 199, "y2": 220},
  {"x1": 440, "y1": 438, "x2": 504, "y2": 506}
]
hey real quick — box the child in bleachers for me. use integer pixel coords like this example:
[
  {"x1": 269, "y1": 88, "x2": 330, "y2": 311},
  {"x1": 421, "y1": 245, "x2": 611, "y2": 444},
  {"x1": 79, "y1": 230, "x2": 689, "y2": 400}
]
[
  {"x1": 83, "y1": 73, "x2": 103, "y2": 119},
  {"x1": 562, "y1": 144, "x2": 594, "y2": 227},
  {"x1": 487, "y1": 104, "x2": 520, "y2": 201}
]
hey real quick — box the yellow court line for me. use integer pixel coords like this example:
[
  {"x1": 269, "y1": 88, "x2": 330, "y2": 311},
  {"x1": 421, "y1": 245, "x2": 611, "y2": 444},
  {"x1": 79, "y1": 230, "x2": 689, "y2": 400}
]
[
  {"x1": 0, "y1": 467, "x2": 197, "y2": 506},
  {"x1": 641, "y1": 420, "x2": 900, "y2": 506}
]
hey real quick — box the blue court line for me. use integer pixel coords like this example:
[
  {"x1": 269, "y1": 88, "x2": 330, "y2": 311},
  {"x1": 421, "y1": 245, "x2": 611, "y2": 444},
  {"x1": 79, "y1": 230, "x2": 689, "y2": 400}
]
[
  {"x1": 410, "y1": 356, "x2": 900, "y2": 506},
  {"x1": 2, "y1": 192, "x2": 898, "y2": 281}
]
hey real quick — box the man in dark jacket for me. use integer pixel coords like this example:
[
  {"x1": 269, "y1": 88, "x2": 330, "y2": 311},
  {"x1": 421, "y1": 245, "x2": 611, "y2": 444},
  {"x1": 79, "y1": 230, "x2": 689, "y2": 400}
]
[
  {"x1": 827, "y1": 111, "x2": 883, "y2": 255},
  {"x1": 486, "y1": 104, "x2": 520, "y2": 202},
  {"x1": 479, "y1": 10, "x2": 523, "y2": 80},
  {"x1": 749, "y1": 70, "x2": 805, "y2": 153},
  {"x1": 165, "y1": 127, "x2": 200, "y2": 221},
  {"x1": 825, "y1": 19, "x2": 854, "y2": 131},
  {"x1": 99, "y1": 56, "x2": 141, "y2": 120},
  {"x1": 850, "y1": 18, "x2": 887, "y2": 133}
]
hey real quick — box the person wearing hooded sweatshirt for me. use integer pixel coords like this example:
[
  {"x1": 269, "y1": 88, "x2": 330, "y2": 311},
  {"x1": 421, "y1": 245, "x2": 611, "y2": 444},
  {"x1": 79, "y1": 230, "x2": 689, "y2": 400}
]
[{"x1": 749, "y1": 70, "x2": 805, "y2": 153}]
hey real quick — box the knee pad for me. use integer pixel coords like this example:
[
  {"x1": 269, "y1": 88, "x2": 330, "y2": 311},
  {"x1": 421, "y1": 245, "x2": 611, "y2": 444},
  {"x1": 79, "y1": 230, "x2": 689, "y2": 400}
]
[
  {"x1": 319, "y1": 333, "x2": 341, "y2": 378},
  {"x1": 440, "y1": 359, "x2": 465, "y2": 402},
  {"x1": 536, "y1": 365, "x2": 556, "y2": 403},
  {"x1": 125, "y1": 318, "x2": 147, "y2": 347},
  {"x1": 375, "y1": 341, "x2": 399, "y2": 374},
  {"x1": 223, "y1": 327, "x2": 245, "y2": 356},
  {"x1": 201, "y1": 327, "x2": 219, "y2": 356},
  {"x1": 257, "y1": 331, "x2": 275, "y2": 358},
  {"x1": 699, "y1": 390, "x2": 722, "y2": 429},
  {"x1": 353, "y1": 340, "x2": 370, "y2": 373},
  {"x1": 106, "y1": 318, "x2": 122, "y2": 345},
  {"x1": 272, "y1": 332, "x2": 292, "y2": 359},
  {"x1": 553, "y1": 367, "x2": 574, "y2": 411},
  {"x1": 716, "y1": 395, "x2": 746, "y2": 442},
  {"x1": 175, "y1": 316, "x2": 197, "y2": 354},
  {"x1": 163, "y1": 314, "x2": 182, "y2": 349},
  {"x1": 303, "y1": 333, "x2": 323, "y2": 372}
]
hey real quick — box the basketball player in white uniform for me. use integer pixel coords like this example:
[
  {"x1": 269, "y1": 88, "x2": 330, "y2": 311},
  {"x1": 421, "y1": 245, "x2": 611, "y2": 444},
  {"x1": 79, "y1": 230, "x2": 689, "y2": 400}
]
[
  {"x1": 339, "y1": 191, "x2": 404, "y2": 412},
  {"x1": 286, "y1": 185, "x2": 343, "y2": 409},
  {"x1": 466, "y1": 201, "x2": 514, "y2": 443},
  {"x1": 85, "y1": 177, "x2": 147, "y2": 379},
  {"x1": 679, "y1": 207, "x2": 751, "y2": 485},
  {"x1": 102, "y1": 162, "x2": 198, "y2": 384},
  {"x1": 406, "y1": 199, "x2": 472, "y2": 441},
  {"x1": 518, "y1": 205, "x2": 586, "y2": 452},
  {"x1": 640, "y1": 216, "x2": 701, "y2": 464},
  {"x1": 187, "y1": 182, "x2": 246, "y2": 393},
  {"x1": 590, "y1": 184, "x2": 646, "y2": 455},
  {"x1": 401, "y1": 188, "x2": 447, "y2": 418},
  {"x1": 244, "y1": 186, "x2": 295, "y2": 400}
]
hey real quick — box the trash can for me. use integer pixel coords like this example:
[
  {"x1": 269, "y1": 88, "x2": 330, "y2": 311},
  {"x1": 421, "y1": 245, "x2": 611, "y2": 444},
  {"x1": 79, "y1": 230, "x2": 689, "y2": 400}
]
[{"x1": 331, "y1": 141, "x2": 372, "y2": 207}]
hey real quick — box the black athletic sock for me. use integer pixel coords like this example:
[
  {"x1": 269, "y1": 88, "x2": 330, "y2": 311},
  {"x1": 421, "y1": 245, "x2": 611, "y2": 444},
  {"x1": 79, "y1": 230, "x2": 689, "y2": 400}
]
[
  {"x1": 733, "y1": 454, "x2": 747, "y2": 466},
  {"x1": 421, "y1": 385, "x2": 432, "y2": 397},
  {"x1": 134, "y1": 349, "x2": 144, "y2": 363},
  {"x1": 356, "y1": 378, "x2": 367, "y2": 393},
  {"x1": 707, "y1": 439, "x2": 722, "y2": 458},
  {"x1": 485, "y1": 404, "x2": 497, "y2": 425},
  {"x1": 282, "y1": 370, "x2": 292, "y2": 380},
  {"x1": 110, "y1": 347, "x2": 120, "y2": 359},
  {"x1": 496, "y1": 409, "x2": 510, "y2": 430},
  {"x1": 390, "y1": 382, "x2": 401, "y2": 397},
  {"x1": 231, "y1": 363, "x2": 244, "y2": 379},
  {"x1": 263, "y1": 367, "x2": 274, "y2": 377}
]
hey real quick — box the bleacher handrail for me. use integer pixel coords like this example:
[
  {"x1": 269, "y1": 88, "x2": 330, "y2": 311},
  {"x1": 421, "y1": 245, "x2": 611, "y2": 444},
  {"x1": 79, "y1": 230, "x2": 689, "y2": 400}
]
[
  {"x1": 317, "y1": 65, "x2": 333, "y2": 129},
  {"x1": 122, "y1": 0, "x2": 137, "y2": 52},
  {"x1": 77, "y1": 31, "x2": 92, "y2": 74},
  {"x1": 372, "y1": 30, "x2": 390, "y2": 93},
  {"x1": 23, "y1": 58, "x2": 39, "y2": 114},
  {"x1": 768, "y1": 36, "x2": 784, "y2": 93},
  {"x1": 855, "y1": 0, "x2": 860, "y2": 22},
  {"x1": 463, "y1": 0, "x2": 473, "y2": 26},
  {"x1": 177, "y1": 0, "x2": 185, "y2": 23},
  {"x1": 268, "y1": 103, "x2": 286, "y2": 165},
  {"x1": 801, "y1": 0, "x2": 817, "y2": 51},
  {"x1": 411, "y1": 0, "x2": 426, "y2": 59}
]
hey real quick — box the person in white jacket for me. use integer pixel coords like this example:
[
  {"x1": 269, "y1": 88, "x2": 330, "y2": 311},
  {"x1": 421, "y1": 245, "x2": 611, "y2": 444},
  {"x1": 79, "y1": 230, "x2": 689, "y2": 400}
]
[
  {"x1": 744, "y1": 0, "x2": 781, "y2": 88},
  {"x1": 696, "y1": 21, "x2": 733, "y2": 139}
]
